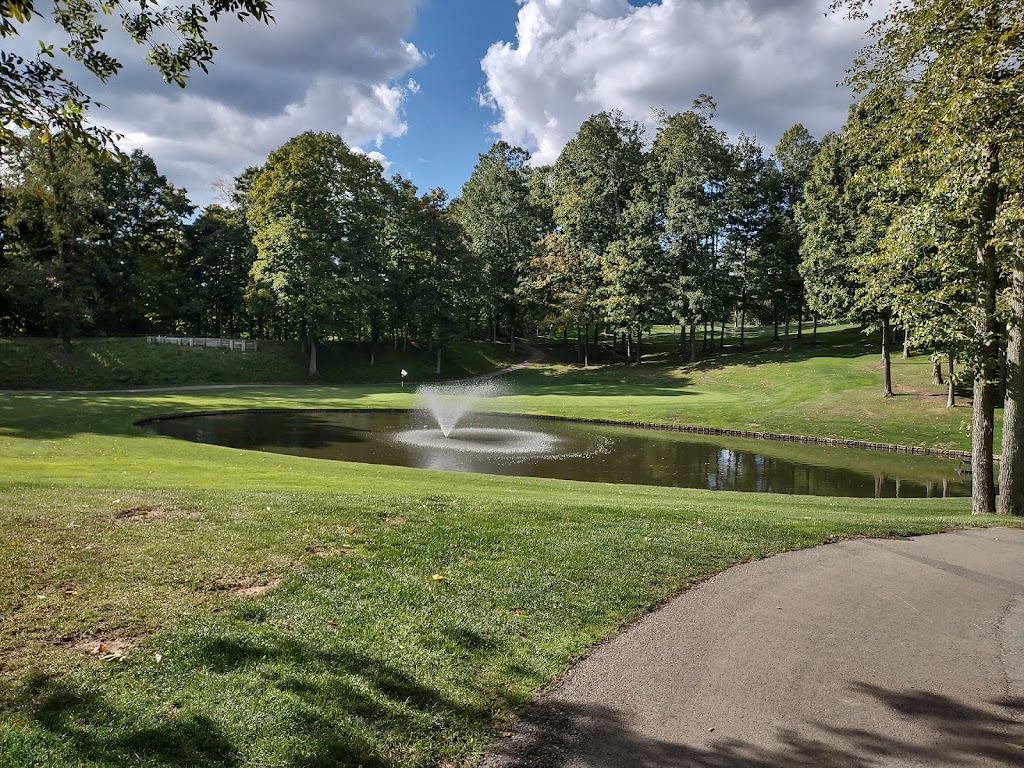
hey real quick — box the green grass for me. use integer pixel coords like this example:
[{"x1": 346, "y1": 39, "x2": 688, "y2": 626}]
[
  {"x1": 0, "y1": 337, "x2": 519, "y2": 390},
  {"x1": 0, "y1": 325, "x2": 1012, "y2": 767}
]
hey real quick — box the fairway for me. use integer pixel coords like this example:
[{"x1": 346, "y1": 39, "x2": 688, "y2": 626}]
[{"x1": 0, "y1": 328, "x2": 1016, "y2": 767}]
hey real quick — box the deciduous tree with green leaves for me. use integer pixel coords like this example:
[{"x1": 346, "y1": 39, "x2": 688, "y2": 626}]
[
  {"x1": 771, "y1": 123, "x2": 819, "y2": 346},
  {"x1": 650, "y1": 100, "x2": 731, "y2": 360},
  {"x1": 92, "y1": 149, "x2": 193, "y2": 334},
  {"x1": 796, "y1": 99, "x2": 900, "y2": 399},
  {"x1": 184, "y1": 203, "x2": 255, "y2": 337},
  {"x1": 453, "y1": 142, "x2": 541, "y2": 351},
  {"x1": 551, "y1": 110, "x2": 647, "y2": 358},
  {"x1": 247, "y1": 131, "x2": 388, "y2": 378},
  {"x1": 1, "y1": 131, "x2": 102, "y2": 353},
  {"x1": 835, "y1": 0, "x2": 1024, "y2": 515}
]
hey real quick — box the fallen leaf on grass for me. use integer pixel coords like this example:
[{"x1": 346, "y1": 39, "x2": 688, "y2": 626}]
[{"x1": 432, "y1": 574, "x2": 446, "y2": 582}]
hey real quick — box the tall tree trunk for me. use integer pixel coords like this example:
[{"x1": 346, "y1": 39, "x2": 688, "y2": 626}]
[
  {"x1": 783, "y1": 316, "x2": 791, "y2": 352},
  {"x1": 972, "y1": 142, "x2": 1000, "y2": 516},
  {"x1": 998, "y1": 242, "x2": 1024, "y2": 516},
  {"x1": 636, "y1": 325, "x2": 642, "y2": 365},
  {"x1": 575, "y1": 325, "x2": 581, "y2": 365},
  {"x1": 902, "y1": 326, "x2": 910, "y2": 359},
  {"x1": 436, "y1": 347, "x2": 442, "y2": 375},
  {"x1": 932, "y1": 355, "x2": 944, "y2": 385},
  {"x1": 797, "y1": 298, "x2": 804, "y2": 339},
  {"x1": 583, "y1": 324, "x2": 590, "y2": 367},
  {"x1": 739, "y1": 281, "x2": 748, "y2": 350},
  {"x1": 689, "y1": 321, "x2": 698, "y2": 363},
  {"x1": 881, "y1": 313, "x2": 893, "y2": 398},
  {"x1": 947, "y1": 358, "x2": 956, "y2": 408},
  {"x1": 509, "y1": 320, "x2": 516, "y2": 354},
  {"x1": 719, "y1": 320, "x2": 725, "y2": 349},
  {"x1": 813, "y1": 315, "x2": 818, "y2": 341},
  {"x1": 308, "y1": 336, "x2": 318, "y2": 378}
]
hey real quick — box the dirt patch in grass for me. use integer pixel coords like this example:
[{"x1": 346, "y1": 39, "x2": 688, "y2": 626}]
[
  {"x1": 72, "y1": 637, "x2": 141, "y2": 660},
  {"x1": 205, "y1": 573, "x2": 283, "y2": 597},
  {"x1": 231, "y1": 578, "x2": 282, "y2": 597},
  {"x1": 111, "y1": 504, "x2": 202, "y2": 523},
  {"x1": 303, "y1": 545, "x2": 353, "y2": 558}
]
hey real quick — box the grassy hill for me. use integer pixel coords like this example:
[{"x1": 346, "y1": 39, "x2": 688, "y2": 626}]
[{"x1": 0, "y1": 337, "x2": 520, "y2": 390}]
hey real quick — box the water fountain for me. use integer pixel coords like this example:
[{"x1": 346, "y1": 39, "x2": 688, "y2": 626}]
[
  {"x1": 394, "y1": 381, "x2": 563, "y2": 459},
  {"x1": 416, "y1": 381, "x2": 503, "y2": 438}
]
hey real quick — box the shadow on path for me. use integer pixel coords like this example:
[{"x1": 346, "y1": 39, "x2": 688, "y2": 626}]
[{"x1": 483, "y1": 682, "x2": 1024, "y2": 768}]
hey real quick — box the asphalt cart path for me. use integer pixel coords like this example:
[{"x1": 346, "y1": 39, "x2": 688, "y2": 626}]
[{"x1": 483, "y1": 527, "x2": 1024, "y2": 768}]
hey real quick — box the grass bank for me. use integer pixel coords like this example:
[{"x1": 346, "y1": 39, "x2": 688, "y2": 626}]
[
  {"x1": 0, "y1": 326, "x2": 1012, "y2": 767},
  {"x1": 0, "y1": 337, "x2": 519, "y2": 390}
]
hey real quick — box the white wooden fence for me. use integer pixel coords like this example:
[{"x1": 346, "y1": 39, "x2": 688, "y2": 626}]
[{"x1": 146, "y1": 336, "x2": 257, "y2": 352}]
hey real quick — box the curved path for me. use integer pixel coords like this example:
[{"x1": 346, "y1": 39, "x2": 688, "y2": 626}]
[
  {"x1": 470, "y1": 341, "x2": 546, "y2": 382},
  {"x1": 483, "y1": 528, "x2": 1024, "y2": 768}
]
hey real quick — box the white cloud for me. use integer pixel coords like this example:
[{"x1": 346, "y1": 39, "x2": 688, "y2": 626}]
[
  {"x1": 481, "y1": 0, "x2": 878, "y2": 164},
  {"x1": 15, "y1": 0, "x2": 427, "y2": 206},
  {"x1": 105, "y1": 75, "x2": 414, "y2": 202}
]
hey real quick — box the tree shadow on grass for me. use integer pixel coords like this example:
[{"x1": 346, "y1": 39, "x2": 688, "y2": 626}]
[
  {"x1": 482, "y1": 682, "x2": 1024, "y2": 768},
  {"x1": 4, "y1": 614, "x2": 519, "y2": 768},
  {"x1": 0, "y1": 388, "x2": 388, "y2": 441},
  {"x1": 4, "y1": 671, "x2": 242, "y2": 767},
  {"x1": 504, "y1": 332, "x2": 884, "y2": 400}
]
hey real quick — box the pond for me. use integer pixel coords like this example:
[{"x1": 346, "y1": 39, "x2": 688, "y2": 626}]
[{"x1": 140, "y1": 409, "x2": 970, "y2": 499}]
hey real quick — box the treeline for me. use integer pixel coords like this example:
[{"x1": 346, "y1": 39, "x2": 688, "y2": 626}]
[
  {"x1": 0, "y1": 103, "x2": 815, "y2": 373},
  {"x1": 0, "y1": 135, "x2": 475, "y2": 373}
]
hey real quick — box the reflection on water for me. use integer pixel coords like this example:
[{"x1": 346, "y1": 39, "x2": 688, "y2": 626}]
[{"x1": 142, "y1": 410, "x2": 971, "y2": 499}]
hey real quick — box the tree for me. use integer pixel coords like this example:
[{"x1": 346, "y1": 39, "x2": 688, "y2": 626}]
[
  {"x1": 408, "y1": 188, "x2": 476, "y2": 373},
  {"x1": 771, "y1": 124, "x2": 819, "y2": 345},
  {"x1": 1, "y1": 132, "x2": 102, "y2": 353},
  {"x1": 184, "y1": 204, "x2": 255, "y2": 337},
  {"x1": 247, "y1": 131, "x2": 388, "y2": 377},
  {"x1": 796, "y1": 133, "x2": 857, "y2": 323},
  {"x1": 92, "y1": 149, "x2": 193, "y2": 334},
  {"x1": 796, "y1": 101, "x2": 899, "y2": 398},
  {"x1": 551, "y1": 110, "x2": 648, "y2": 361},
  {"x1": 650, "y1": 100, "x2": 731, "y2": 360},
  {"x1": 601, "y1": 189, "x2": 667, "y2": 363},
  {"x1": 454, "y1": 142, "x2": 541, "y2": 351},
  {"x1": 723, "y1": 133, "x2": 777, "y2": 351},
  {"x1": 519, "y1": 230, "x2": 603, "y2": 365},
  {"x1": 0, "y1": 1, "x2": 272, "y2": 148},
  {"x1": 835, "y1": 0, "x2": 1024, "y2": 514}
]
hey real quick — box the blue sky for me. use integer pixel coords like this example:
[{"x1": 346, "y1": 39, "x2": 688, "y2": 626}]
[
  {"x1": 380, "y1": 0, "x2": 519, "y2": 198},
  {"x1": 385, "y1": 0, "x2": 656, "y2": 199},
  {"x1": 15, "y1": 1, "x2": 877, "y2": 208}
]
